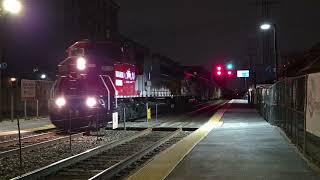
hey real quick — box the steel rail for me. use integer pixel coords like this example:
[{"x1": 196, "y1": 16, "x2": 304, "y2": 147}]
[
  {"x1": 0, "y1": 132, "x2": 83, "y2": 158},
  {"x1": 12, "y1": 128, "x2": 152, "y2": 180},
  {"x1": 0, "y1": 127, "x2": 57, "y2": 142},
  {"x1": 0, "y1": 130, "x2": 63, "y2": 148},
  {"x1": 89, "y1": 128, "x2": 182, "y2": 180}
]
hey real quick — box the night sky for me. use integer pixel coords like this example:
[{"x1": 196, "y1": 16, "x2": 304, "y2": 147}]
[
  {"x1": 4, "y1": 0, "x2": 65, "y2": 75},
  {"x1": 3, "y1": 0, "x2": 320, "y2": 75},
  {"x1": 117, "y1": 0, "x2": 320, "y2": 66}
]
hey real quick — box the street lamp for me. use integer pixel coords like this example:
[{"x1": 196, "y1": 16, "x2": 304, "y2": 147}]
[
  {"x1": 259, "y1": 22, "x2": 278, "y2": 81},
  {"x1": 2, "y1": 0, "x2": 22, "y2": 14},
  {"x1": 40, "y1": 74, "x2": 47, "y2": 80},
  {"x1": 10, "y1": 77, "x2": 16, "y2": 82},
  {"x1": 0, "y1": 0, "x2": 23, "y2": 120},
  {"x1": 9, "y1": 76, "x2": 17, "y2": 120},
  {"x1": 260, "y1": 23, "x2": 271, "y2": 30}
]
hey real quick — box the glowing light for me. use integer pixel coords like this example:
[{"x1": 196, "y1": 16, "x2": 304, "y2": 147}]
[
  {"x1": 40, "y1": 74, "x2": 47, "y2": 79},
  {"x1": 217, "y1": 71, "x2": 222, "y2": 76},
  {"x1": 2, "y1": 0, "x2": 22, "y2": 14},
  {"x1": 55, "y1": 97, "x2": 66, "y2": 108},
  {"x1": 226, "y1": 64, "x2": 234, "y2": 70},
  {"x1": 10, "y1": 77, "x2": 17, "y2": 82},
  {"x1": 76, "y1": 57, "x2": 86, "y2": 71},
  {"x1": 216, "y1": 66, "x2": 222, "y2": 71},
  {"x1": 260, "y1": 23, "x2": 271, "y2": 30},
  {"x1": 227, "y1": 71, "x2": 232, "y2": 75},
  {"x1": 86, "y1": 97, "x2": 97, "y2": 108}
]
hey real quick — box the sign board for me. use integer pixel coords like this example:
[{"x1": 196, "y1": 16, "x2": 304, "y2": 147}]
[
  {"x1": 114, "y1": 63, "x2": 137, "y2": 96},
  {"x1": 237, "y1": 70, "x2": 250, "y2": 78},
  {"x1": 21, "y1": 79, "x2": 36, "y2": 99},
  {"x1": 112, "y1": 112, "x2": 118, "y2": 129},
  {"x1": 306, "y1": 73, "x2": 320, "y2": 137}
]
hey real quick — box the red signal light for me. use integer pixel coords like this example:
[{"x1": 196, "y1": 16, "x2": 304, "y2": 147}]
[
  {"x1": 227, "y1": 70, "x2": 235, "y2": 78},
  {"x1": 217, "y1": 71, "x2": 222, "y2": 76},
  {"x1": 216, "y1": 66, "x2": 222, "y2": 71}
]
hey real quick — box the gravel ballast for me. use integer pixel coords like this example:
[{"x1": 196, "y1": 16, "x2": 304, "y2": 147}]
[{"x1": 0, "y1": 130, "x2": 138, "y2": 179}]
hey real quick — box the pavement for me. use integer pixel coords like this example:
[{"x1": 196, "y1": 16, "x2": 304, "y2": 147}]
[
  {"x1": 110, "y1": 100, "x2": 226, "y2": 129},
  {"x1": 167, "y1": 99, "x2": 319, "y2": 180},
  {"x1": 129, "y1": 99, "x2": 320, "y2": 180}
]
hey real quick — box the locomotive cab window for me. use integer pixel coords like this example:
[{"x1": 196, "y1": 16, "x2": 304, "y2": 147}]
[{"x1": 69, "y1": 48, "x2": 85, "y2": 57}]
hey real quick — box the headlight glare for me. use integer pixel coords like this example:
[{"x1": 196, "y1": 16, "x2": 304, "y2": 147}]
[
  {"x1": 55, "y1": 97, "x2": 66, "y2": 108},
  {"x1": 76, "y1": 57, "x2": 86, "y2": 70},
  {"x1": 86, "y1": 97, "x2": 97, "y2": 108}
]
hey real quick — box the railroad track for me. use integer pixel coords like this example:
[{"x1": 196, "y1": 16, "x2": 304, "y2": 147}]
[
  {"x1": 0, "y1": 131, "x2": 83, "y2": 158},
  {"x1": 12, "y1": 128, "x2": 189, "y2": 180},
  {"x1": 0, "y1": 128, "x2": 57, "y2": 142}
]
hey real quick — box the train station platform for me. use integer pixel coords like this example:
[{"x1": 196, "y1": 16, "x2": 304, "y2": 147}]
[
  {"x1": 128, "y1": 99, "x2": 320, "y2": 180},
  {"x1": 0, "y1": 117, "x2": 53, "y2": 136}
]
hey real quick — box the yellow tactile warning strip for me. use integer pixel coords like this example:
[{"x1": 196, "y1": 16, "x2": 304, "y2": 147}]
[
  {"x1": 0, "y1": 124, "x2": 55, "y2": 136},
  {"x1": 127, "y1": 101, "x2": 231, "y2": 180}
]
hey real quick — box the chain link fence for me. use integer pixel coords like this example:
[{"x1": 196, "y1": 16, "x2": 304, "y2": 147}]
[{"x1": 256, "y1": 75, "x2": 320, "y2": 166}]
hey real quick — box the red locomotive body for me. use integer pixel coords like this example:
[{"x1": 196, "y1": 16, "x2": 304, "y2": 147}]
[{"x1": 49, "y1": 40, "x2": 221, "y2": 129}]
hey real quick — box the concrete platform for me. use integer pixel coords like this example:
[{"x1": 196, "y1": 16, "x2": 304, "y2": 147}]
[
  {"x1": 129, "y1": 99, "x2": 320, "y2": 180},
  {"x1": 168, "y1": 99, "x2": 319, "y2": 180},
  {"x1": 108, "y1": 100, "x2": 226, "y2": 129}
]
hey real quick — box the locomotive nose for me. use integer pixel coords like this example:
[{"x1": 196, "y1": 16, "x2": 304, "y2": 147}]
[{"x1": 49, "y1": 96, "x2": 102, "y2": 129}]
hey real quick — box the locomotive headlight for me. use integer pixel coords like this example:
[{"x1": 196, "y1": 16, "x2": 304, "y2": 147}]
[
  {"x1": 86, "y1": 97, "x2": 97, "y2": 108},
  {"x1": 76, "y1": 57, "x2": 86, "y2": 71},
  {"x1": 55, "y1": 97, "x2": 66, "y2": 108}
]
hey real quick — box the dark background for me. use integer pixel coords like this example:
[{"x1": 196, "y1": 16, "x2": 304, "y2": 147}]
[
  {"x1": 2, "y1": 0, "x2": 320, "y2": 75},
  {"x1": 117, "y1": 0, "x2": 320, "y2": 66}
]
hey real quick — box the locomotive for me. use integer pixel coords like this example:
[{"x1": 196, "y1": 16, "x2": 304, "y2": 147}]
[{"x1": 49, "y1": 39, "x2": 221, "y2": 129}]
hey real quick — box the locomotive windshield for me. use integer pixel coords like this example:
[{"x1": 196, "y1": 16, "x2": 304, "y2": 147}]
[
  {"x1": 54, "y1": 77, "x2": 89, "y2": 96},
  {"x1": 68, "y1": 48, "x2": 84, "y2": 57}
]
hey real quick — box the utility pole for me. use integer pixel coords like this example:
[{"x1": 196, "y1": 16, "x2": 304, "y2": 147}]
[
  {"x1": 273, "y1": 24, "x2": 278, "y2": 81},
  {"x1": 0, "y1": 0, "x2": 23, "y2": 120},
  {"x1": 248, "y1": 53, "x2": 257, "y2": 88},
  {"x1": 256, "y1": 0, "x2": 280, "y2": 82},
  {"x1": 0, "y1": 15, "x2": 6, "y2": 121}
]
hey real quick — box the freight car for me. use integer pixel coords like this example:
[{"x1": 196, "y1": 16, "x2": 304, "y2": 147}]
[{"x1": 49, "y1": 39, "x2": 220, "y2": 129}]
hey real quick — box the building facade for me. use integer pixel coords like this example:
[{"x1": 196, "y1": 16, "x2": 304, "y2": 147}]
[{"x1": 64, "y1": 0, "x2": 119, "y2": 44}]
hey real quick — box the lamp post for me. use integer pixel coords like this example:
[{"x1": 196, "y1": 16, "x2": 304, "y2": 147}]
[
  {"x1": 0, "y1": 0, "x2": 22, "y2": 120},
  {"x1": 260, "y1": 22, "x2": 279, "y2": 81},
  {"x1": 9, "y1": 77, "x2": 16, "y2": 121},
  {"x1": 40, "y1": 74, "x2": 47, "y2": 80}
]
